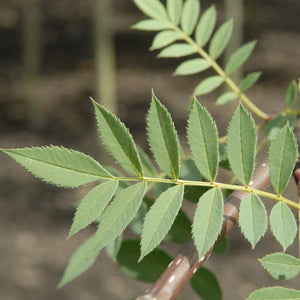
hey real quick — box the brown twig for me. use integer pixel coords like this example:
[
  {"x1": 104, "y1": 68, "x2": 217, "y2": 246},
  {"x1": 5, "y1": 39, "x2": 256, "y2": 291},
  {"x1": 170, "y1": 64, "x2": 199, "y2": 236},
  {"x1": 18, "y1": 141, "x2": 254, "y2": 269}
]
[{"x1": 136, "y1": 161, "x2": 270, "y2": 300}]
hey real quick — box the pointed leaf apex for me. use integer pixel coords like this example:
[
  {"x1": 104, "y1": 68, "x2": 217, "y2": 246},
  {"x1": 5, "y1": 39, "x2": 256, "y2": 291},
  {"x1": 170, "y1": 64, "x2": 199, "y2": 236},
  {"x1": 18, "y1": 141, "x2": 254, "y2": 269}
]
[{"x1": 90, "y1": 97, "x2": 99, "y2": 107}]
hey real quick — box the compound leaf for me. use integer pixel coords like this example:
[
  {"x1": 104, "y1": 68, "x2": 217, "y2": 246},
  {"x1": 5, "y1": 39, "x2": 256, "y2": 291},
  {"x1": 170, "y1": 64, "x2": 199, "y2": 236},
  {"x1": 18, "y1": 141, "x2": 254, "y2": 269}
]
[
  {"x1": 90, "y1": 182, "x2": 147, "y2": 255},
  {"x1": 216, "y1": 91, "x2": 237, "y2": 106},
  {"x1": 269, "y1": 125, "x2": 297, "y2": 194},
  {"x1": 2, "y1": 146, "x2": 112, "y2": 188},
  {"x1": 247, "y1": 287, "x2": 300, "y2": 300},
  {"x1": 181, "y1": 0, "x2": 200, "y2": 35},
  {"x1": 209, "y1": 19, "x2": 233, "y2": 60},
  {"x1": 225, "y1": 41, "x2": 257, "y2": 75},
  {"x1": 190, "y1": 267, "x2": 222, "y2": 300},
  {"x1": 167, "y1": 0, "x2": 183, "y2": 25},
  {"x1": 69, "y1": 181, "x2": 118, "y2": 238},
  {"x1": 194, "y1": 76, "x2": 224, "y2": 96},
  {"x1": 92, "y1": 100, "x2": 143, "y2": 177},
  {"x1": 195, "y1": 5, "x2": 217, "y2": 47},
  {"x1": 239, "y1": 193, "x2": 267, "y2": 248},
  {"x1": 285, "y1": 80, "x2": 298, "y2": 109},
  {"x1": 132, "y1": 19, "x2": 172, "y2": 31},
  {"x1": 140, "y1": 185, "x2": 184, "y2": 260},
  {"x1": 227, "y1": 104, "x2": 257, "y2": 185},
  {"x1": 270, "y1": 202, "x2": 297, "y2": 251},
  {"x1": 58, "y1": 236, "x2": 100, "y2": 287},
  {"x1": 117, "y1": 239, "x2": 172, "y2": 283},
  {"x1": 187, "y1": 99, "x2": 219, "y2": 181},
  {"x1": 133, "y1": 0, "x2": 168, "y2": 20},
  {"x1": 158, "y1": 43, "x2": 197, "y2": 57},
  {"x1": 175, "y1": 58, "x2": 210, "y2": 75},
  {"x1": 239, "y1": 72, "x2": 262, "y2": 91},
  {"x1": 147, "y1": 93, "x2": 180, "y2": 179},
  {"x1": 151, "y1": 30, "x2": 182, "y2": 50},
  {"x1": 259, "y1": 252, "x2": 300, "y2": 280},
  {"x1": 192, "y1": 188, "x2": 224, "y2": 258}
]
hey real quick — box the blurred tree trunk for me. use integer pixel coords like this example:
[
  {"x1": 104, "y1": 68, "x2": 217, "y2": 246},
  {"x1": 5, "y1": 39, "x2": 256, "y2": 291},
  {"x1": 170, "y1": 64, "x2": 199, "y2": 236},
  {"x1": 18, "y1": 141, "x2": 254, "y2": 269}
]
[
  {"x1": 224, "y1": 0, "x2": 244, "y2": 83},
  {"x1": 94, "y1": 0, "x2": 117, "y2": 115},
  {"x1": 21, "y1": 0, "x2": 42, "y2": 128}
]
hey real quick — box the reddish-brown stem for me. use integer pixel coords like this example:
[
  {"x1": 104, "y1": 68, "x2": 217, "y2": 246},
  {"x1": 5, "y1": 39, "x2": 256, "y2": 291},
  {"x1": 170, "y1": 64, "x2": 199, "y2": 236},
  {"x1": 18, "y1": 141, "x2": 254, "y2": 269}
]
[{"x1": 136, "y1": 161, "x2": 270, "y2": 300}]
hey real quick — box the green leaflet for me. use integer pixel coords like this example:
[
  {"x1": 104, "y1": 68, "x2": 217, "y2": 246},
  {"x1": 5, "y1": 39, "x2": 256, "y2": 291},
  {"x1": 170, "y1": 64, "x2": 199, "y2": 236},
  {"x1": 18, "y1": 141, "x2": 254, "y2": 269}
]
[
  {"x1": 175, "y1": 58, "x2": 211, "y2": 75},
  {"x1": 194, "y1": 76, "x2": 224, "y2": 96},
  {"x1": 187, "y1": 99, "x2": 219, "y2": 181},
  {"x1": 285, "y1": 80, "x2": 298, "y2": 109},
  {"x1": 269, "y1": 125, "x2": 297, "y2": 194},
  {"x1": 227, "y1": 104, "x2": 257, "y2": 185},
  {"x1": 190, "y1": 267, "x2": 222, "y2": 300},
  {"x1": 238, "y1": 193, "x2": 267, "y2": 248},
  {"x1": 192, "y1": 188, "x2": 224, "y2": 258},
  {"x1": 151, "y1": 30, "x2": 182, "y2": 50},
  {"x1": 133, "y1": 197, "x2": 192, "y2": 243},
  {"x1": 90, "y1": 182, "x2": 147, "y2": 255},
  {"x1": 239, "y1": 72, "x2": 262, "y2": 91},
  {"x1": 180, "y1": 158, "x2": 202, "y2": 181},
  {"x1": 2, "y1": 146, "x2": 112, "y2": 188},
  {"x1": 131, "y1": 201, "x2": 148, "y2": 235},
  {"x1": 259, "y1": 252, "x2": 300, "y2": 280},
  {"x1": 137, "y1": 146, "x2": 156, "y2": 177},
  {"x1": 69, "y1": 181, "x2": 118, "y2": 238},
  {"x1": 181, "y1": 0, "x2": 200, "y2": 35},
  {"x1": 167, "y1": 0, "x2": 183, "y2": 25},
  {"x1": 165, "y1": 208, "x2": 192, "y2": 243},
  {"x1": 117, "y1": 239, "x2": 172, "y2": 283},
  {"x1": 132, "y1": 19, "x2": 172, "y2": 31},
  {"x1": 92, "y1": 100, "x2": 143, "y2": 177},
  {"x1": 58, "y1": 236, "x2": 100, "y2": 287},
  {"x1": 225, "y1": 41, "x2": 257, "y2": 75},
  {"x1": 106, "y1": 234, "x2": 123, "y2": 262},
  {"x1": 209, "y1": 19, "x2": 233, "y2": 60},
  {"x1": 264, "y1": 114, "x2": 296, "y2": 142},
  {"x1": 216, "y1": 91, "x2": 237, "y2": 105},
  {"x1": 270, "y1": 202, "x2": 297, "y2": 251},
  {"x1": 140, "y1": 185, "x2": 184, "y2": 260},
  {"x1": 247, "y1": 287, "x2": 300, "y2": 300},
  {"x1": 195, "y1": 5, "x2": 217, "y2": 47},
  {"x1": 158, "y1": 43, "x2": 197, "y2": 57},
  {"x1": 133, "y1": 0, "x2": 168, "y2": 20},
  {"x1": 147, "y1": 93, "x2": 180, "y2": 179}
]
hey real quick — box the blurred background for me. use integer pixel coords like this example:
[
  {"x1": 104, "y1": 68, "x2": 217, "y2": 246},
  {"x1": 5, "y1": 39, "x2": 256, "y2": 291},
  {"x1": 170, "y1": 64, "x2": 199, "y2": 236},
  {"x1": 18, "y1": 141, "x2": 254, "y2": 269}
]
[{"x1": 0, "y1": 0, "x2": 300, "y2": 299}]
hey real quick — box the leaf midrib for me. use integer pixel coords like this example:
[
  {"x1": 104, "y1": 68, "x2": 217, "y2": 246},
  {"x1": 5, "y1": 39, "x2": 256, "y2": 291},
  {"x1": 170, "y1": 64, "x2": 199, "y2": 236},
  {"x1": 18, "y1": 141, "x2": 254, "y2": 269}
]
[
  {"x1": 155, "y1": 104, "x2": 178, "y2": 179},
  {"x1": 203, "y1": 190, "x2": 218, "y2": 248},
  {"x1": 102, "y1": 112, "x2": 142, "y2": 177},
  {"x1": 7, "y1": 150, "x2": 111, "y2": 179},
  {"x1": 143, "y1": 186, "x2": 183, "y2": 252},
  {"x1": 239, "y1": 111, "x2": 248, "y2": 184},
  {"x1": 196, "y1": 106, "x2": 214, "y2": 181},
  {"x1": 277, "y1": 129, "x2": 288, "y2": 194}
]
